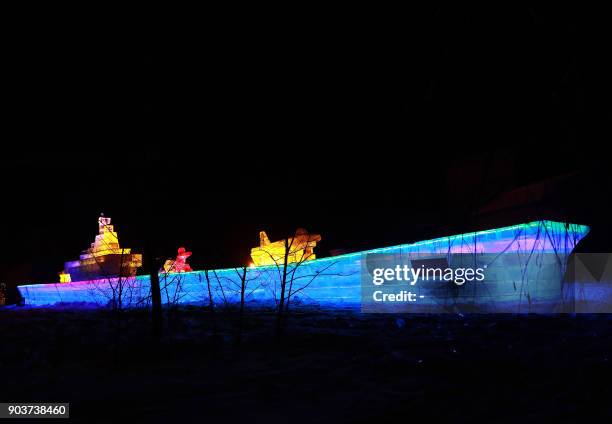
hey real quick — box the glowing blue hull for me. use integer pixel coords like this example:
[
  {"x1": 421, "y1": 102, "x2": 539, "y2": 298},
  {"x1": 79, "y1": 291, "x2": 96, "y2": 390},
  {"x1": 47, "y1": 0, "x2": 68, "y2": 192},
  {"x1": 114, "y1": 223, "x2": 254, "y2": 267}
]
[{"x1": 17, "y1": 221, "x2": 590, "y2": 312}]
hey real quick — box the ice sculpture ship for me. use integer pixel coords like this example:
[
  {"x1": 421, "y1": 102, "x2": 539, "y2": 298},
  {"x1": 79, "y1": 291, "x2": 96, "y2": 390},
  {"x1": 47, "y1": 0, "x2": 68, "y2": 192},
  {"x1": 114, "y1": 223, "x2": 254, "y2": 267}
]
[
  {"x1": 62, "y1": 215, "x2": 142, "y2": 281},
  {"x1": 18, "y1": 220, "x2": 595, "y2": 312}
]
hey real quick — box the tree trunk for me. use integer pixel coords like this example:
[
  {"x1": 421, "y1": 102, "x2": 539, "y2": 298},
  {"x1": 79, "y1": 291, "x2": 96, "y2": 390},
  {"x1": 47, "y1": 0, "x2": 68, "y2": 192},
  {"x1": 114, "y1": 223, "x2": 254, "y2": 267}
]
[
  {"x1": 275, "y1": 238, "x2": 290, "y2": 339},
  {"x1": 146, "y1": 248, "x2": 163, "y2": 339},
  {"x1": 237, "y1": 266, "x2": 247, "y2": 345},
  {"x1": 204, "y1": 270, "x2": 218, "y2": 337}
]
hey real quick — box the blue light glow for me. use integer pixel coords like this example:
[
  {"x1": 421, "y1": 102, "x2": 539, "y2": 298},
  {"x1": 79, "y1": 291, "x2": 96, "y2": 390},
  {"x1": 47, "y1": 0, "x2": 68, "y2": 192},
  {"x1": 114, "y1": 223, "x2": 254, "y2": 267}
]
[{"x1": 17, "y1": 220, "x2": 590, "y2": 311}]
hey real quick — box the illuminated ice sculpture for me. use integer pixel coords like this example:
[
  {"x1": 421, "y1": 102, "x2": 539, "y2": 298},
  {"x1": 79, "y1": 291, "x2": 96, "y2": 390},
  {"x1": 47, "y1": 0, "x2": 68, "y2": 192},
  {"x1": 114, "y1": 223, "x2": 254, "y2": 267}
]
[
  {"x1": 251, "y1": 229, "x2": 321, "y2": 267},
  {"x1": 18, "y1": 220, "x2": 591, "y2": 312},
  {"x1": 62, "y1": 214, "x2": 142, "y2": 282},
  {"x1": 163, "y1": 247, "x2": 193, "y2": 273}
]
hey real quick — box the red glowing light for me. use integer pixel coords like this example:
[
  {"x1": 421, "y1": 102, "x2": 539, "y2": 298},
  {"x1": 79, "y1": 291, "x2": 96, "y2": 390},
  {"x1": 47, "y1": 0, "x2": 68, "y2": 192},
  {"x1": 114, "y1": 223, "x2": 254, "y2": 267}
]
[{"x1": 163, "y1": 247, "x2": 193, "y2": 273}]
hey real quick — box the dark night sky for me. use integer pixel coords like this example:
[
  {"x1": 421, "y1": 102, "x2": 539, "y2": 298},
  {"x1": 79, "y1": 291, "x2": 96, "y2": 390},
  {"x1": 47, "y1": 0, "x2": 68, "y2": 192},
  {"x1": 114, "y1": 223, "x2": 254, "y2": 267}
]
[{"x1": 1, "y1": 6, "x2": 609, "y2": 290}]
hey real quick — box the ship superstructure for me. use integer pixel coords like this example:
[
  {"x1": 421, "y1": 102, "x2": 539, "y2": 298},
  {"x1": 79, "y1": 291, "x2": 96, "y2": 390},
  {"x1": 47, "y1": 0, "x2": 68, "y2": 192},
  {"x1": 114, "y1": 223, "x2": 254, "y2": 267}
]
[
  {"x1": 62, "y1": 215, "x2": 142, "y2": 281},
  {"x1": 250, "y1": 228, "x2": 321, "y2": 267}
]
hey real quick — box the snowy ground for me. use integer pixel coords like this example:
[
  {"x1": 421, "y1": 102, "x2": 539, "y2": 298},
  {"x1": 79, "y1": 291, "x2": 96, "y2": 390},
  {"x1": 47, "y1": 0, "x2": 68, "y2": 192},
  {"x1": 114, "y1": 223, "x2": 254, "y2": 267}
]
[{"x1": 1, "y1": 307, "x2": 612, "y2": 422}]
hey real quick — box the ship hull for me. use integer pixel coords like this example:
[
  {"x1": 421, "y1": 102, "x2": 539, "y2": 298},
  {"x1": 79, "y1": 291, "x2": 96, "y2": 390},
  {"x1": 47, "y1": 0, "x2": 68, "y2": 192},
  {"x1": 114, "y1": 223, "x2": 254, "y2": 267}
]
[
  {"x1": 17, "y1": 221, "x2": 599, "y2": 313},
  {"x1": 65, "y1": 254, "x2": 142, "y2": 281}
]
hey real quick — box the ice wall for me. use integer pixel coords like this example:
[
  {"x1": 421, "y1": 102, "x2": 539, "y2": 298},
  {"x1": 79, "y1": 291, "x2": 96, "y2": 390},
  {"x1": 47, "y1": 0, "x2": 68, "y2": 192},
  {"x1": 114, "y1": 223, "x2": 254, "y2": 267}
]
[{"x1": 17, "y1": 220, "x2": 590, "y2": 311}]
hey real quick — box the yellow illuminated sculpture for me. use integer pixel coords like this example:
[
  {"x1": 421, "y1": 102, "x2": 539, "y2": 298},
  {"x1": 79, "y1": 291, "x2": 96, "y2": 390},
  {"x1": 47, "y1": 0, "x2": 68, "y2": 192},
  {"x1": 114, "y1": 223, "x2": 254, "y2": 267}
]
[
  {"x1": 58, "y1": 271, "x2": 71, "y2": 283},
  {"x1": 250, "y1": 228, "x2": 321, "y2": 267},
  {"x1": 62, "y1": 215, "x2": 143, "y2": 281}
]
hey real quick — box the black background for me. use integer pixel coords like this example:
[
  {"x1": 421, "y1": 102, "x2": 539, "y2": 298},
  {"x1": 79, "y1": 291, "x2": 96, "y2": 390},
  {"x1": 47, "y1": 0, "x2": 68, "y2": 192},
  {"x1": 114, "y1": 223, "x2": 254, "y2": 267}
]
[{"x1": 1, "y1": 5, "x2": 610, "y2": 294}]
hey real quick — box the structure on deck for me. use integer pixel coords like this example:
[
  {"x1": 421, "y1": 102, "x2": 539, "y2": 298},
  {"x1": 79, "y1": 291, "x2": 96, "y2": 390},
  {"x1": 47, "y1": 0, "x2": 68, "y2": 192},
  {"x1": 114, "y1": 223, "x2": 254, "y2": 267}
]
[
  {"x1": 250, "y1": 228, "x2": 321, "y2": 267},
  {"x1": 62, "y1": 215, "x2": 142, "y2": 282},
  {"x1": 163, "y1": 247, "x2": 193, "y2": 273}
]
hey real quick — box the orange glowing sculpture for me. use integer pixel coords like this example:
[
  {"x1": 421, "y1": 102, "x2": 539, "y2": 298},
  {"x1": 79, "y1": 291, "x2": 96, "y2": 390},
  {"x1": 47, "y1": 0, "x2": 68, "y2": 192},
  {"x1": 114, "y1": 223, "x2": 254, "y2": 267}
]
[
  {"x1": 163, "y1": 247, "x2": 193, "y2": 273},
  {"x1": 250, "y1": 228, "x2": 321, "y2": 267}
]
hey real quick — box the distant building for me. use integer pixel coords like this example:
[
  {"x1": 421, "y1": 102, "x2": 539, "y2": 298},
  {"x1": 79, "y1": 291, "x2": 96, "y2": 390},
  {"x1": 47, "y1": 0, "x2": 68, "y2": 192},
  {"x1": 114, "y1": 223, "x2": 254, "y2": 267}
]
[
  {"x1": 475, "y1": 172, "x2": 581, "y2": 229},
  {"x1": 329, "y1": 248, "x2": 358, "y2": 257}
]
